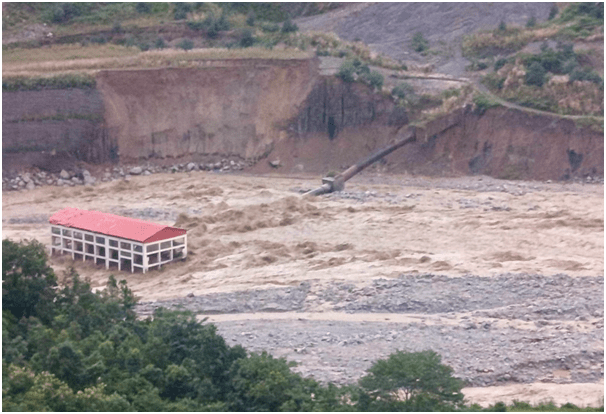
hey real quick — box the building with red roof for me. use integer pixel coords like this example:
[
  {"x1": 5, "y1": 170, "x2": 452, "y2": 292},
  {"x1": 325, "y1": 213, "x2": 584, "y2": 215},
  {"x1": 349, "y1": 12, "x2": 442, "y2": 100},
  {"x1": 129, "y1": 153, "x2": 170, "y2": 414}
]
[{"x1": 49, "y1": 207, "x2": 187, "y2": 273}]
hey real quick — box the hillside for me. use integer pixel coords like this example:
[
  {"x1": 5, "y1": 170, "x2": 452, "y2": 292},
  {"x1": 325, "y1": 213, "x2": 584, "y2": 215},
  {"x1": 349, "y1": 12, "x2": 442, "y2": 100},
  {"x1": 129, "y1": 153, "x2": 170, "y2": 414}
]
[{"x1": 2, "y1": 3, "x2": 605, "y2": 410}]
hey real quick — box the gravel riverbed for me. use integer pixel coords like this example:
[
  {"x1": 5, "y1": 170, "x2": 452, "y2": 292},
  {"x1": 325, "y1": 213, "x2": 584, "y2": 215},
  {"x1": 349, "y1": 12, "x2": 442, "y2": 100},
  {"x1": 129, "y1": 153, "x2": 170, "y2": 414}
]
[{"x1": 135, "y1": 273, "x2": 604, "y2": 387}]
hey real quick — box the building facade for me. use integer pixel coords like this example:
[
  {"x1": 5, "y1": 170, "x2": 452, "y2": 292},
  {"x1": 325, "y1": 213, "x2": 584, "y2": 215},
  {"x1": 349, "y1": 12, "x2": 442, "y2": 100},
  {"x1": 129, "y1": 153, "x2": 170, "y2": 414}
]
[{"x1": 49, "y1": 207, "x2": 187, "y2": 273}]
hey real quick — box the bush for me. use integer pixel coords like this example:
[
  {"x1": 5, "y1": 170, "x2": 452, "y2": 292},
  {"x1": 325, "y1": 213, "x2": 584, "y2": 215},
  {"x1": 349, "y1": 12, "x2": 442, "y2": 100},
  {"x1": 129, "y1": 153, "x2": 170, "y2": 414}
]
[
  {"x1": 337, "y1": 60, "x2": 356, "y2": 83},
  {"x1": 281, "y1": 18, "x2": 298, "y2": 33},
  {"x1": 411, "y1": 32, "x2": 429, "y2": 53},
  {"x1": 136, "y1": 2, "x2": 152, "y2": 14},
  {"x1": 494, "y1": 57, "x2": 508, "y2": 71},
  {"x1": 177, "y1": 38, "x2": 194, "y2": 51},
  {"x1": 239, "y1": 29, "x2": 255, "y2": 48},
  {"x1": 482, "y1": 73, "x2": 505, "y2": 91},
  {"x1": 392, "y1": 82, "x2": 415, "y2": 100},
  {"x1": 498, "y1": 20, "x2": 507, "y2": 31},
  {"x1": 525, "y1": 61, "x2": 547, "y2": 87},
  {"x1": 246, "y1": 11, "x2": 255, "y2": 26},
  {"x1": 155, "y1": 37, "x2": 166, "y2": 49},
  {"x1": 173, "y1": 2, "x2": 191, "y2": 20},
  {"x1": 366, "y1": 70, "x2": 384, "y2": 90},
  {"x1": 261, "y1": 22, "x2": 280, "y2": 33},
  {"x1": 569, "y1": 68, "x2": 603, "y2": 84},
  {"x1": 526, "y1": 15, "x2": 536, "y2": 28},
  {"x1": 473, "y1": 93, "x2": 499, "y2": 115},
  {"x1": 549, "y1": 4, "x2": 559, "y2": 20}
]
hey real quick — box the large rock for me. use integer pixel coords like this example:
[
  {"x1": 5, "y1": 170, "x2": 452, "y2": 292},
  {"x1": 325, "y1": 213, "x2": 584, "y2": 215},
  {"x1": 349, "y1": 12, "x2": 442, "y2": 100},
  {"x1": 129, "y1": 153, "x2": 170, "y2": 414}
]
[
  {"x1": 187, "y1": 162, "x2": 198, "y2": 171},
  {"x1": 25, "y1": 181, "x2": 35, "y2": 191},
  {"x1": 129, "y1": 166, "x2": 143, "y2": 175},
  {"x1": 60, "y1": 169, "x2": 71, "y2": 179}
]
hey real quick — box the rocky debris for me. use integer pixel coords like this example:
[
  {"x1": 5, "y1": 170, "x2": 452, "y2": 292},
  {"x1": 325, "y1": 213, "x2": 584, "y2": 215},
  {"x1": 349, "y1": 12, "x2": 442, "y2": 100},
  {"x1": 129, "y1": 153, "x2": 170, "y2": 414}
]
[
  {"x1": 136, "y1": 282, "x2": 311, "y2": 317},
  {"x1": 313, "y1": 274, "x2": 603, "y2": 319},
  {"x1": 2, "y1": 157, "x2": 251, "y2": 192},
  {"x1": 269, "y1": 159, "x2": 281, "y2": 168},
  {"x1": 134, "y1": 274, "x2": 603, "y2": 387}
]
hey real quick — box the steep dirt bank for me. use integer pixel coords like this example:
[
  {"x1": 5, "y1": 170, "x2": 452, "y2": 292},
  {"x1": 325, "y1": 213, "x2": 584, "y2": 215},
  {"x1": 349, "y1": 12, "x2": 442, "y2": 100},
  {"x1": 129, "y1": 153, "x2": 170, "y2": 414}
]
[
  {"x1": 264, "y1": 105, "x2": 603, "y2": 181},
  {"x1": 3, "y1": 58, "x2": 603, "y2": 182},
  {"x1": 96, "y1": 58, "x2": 319, "y2": 162}
]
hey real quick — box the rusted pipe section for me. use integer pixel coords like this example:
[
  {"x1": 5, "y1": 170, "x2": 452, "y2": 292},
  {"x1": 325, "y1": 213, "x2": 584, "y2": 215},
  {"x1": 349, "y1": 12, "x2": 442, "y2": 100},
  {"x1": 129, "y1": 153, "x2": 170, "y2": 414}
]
[{"x1": 304, "y1": 127, "x2": 416, "y2": 197}]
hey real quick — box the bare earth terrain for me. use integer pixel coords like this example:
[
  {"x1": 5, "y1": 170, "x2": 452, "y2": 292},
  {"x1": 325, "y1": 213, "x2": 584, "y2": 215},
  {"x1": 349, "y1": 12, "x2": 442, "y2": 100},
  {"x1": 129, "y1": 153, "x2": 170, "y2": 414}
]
[{"x1": 2, "y1": 171, "x2": 603, "y2": 407}]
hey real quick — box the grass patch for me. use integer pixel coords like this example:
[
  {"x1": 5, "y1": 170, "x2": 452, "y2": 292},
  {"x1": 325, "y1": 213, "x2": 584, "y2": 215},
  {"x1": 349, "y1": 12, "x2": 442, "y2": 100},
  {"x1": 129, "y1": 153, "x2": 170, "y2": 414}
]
[
  {"x1": 2, "y1": 73, "x2": 96, "y2": 91},
  {"x1": 574, "y1": 117, "x2": 604, "y2": 133},
  {"x1": 3, "y1": 47, "x2": 312, "y2": 79},
  {"x1": 3, "y1": 43, "x2": 139, "y2": 65},
  {"x1": 472, "y1": 93, "x2": 500, "y2": 115},
  {"x1": 8, "y1": 113, "x2": 104, "y2": 123}
]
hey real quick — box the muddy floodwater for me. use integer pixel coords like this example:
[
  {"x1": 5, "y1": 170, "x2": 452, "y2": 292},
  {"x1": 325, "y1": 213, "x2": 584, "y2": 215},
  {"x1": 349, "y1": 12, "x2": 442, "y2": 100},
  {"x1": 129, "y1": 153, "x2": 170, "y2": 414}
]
[{"x1": 3, "y1": 171, "x2": 603, "y2": 407}]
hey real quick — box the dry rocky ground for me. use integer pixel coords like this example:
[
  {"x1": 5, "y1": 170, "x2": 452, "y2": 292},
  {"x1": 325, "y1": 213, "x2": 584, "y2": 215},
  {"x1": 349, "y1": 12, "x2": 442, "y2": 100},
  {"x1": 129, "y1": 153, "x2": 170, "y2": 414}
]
[{"x1": 2, "y1": 169, "x2": 603, "y2": 407}]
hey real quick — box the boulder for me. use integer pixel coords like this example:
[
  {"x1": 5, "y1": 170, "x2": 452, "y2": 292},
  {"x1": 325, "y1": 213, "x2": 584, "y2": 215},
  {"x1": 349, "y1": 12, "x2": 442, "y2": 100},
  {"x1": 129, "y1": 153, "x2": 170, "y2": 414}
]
[
  {"x1": 187, "y1": 162, "x2": 197, "y2": 171},
  {"x1": 60, "y1": 169, "x2": 71, "y2": 179},
  {"x1": 129, "y1": 166, "x2": 143, "y2": 175}
]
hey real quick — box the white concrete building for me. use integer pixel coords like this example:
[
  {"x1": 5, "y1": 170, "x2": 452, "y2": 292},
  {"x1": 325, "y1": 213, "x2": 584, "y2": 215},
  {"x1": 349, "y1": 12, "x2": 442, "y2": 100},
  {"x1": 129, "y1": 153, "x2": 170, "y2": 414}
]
[{"x1": 49, "y1": 207, "x2": 187, "y2": 273}]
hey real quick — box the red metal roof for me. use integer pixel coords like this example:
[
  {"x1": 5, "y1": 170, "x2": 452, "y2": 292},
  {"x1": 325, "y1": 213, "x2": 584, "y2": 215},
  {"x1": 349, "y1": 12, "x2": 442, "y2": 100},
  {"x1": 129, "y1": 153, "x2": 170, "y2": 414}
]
[{"x1": 49, "y1": 207, "x2": 186, "y2": 243}]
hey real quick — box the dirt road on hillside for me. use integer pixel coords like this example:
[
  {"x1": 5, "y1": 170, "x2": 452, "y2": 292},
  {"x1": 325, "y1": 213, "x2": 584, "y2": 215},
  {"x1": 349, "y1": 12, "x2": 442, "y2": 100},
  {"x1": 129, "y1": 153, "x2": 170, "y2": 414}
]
[{"x1": 2, "y1": 171, "x2": 603, "y2": 407}]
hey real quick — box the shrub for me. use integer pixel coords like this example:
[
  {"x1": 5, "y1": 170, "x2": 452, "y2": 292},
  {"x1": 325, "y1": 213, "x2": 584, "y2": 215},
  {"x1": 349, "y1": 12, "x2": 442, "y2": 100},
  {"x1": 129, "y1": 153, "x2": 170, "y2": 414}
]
[
  {"x1": 526, "y1": 15, "x2": 536, "y2": 28},
  {"x1": 548, "y1": 4, "x2": 559, "y2": 20},
  {"x1": 482, "y1": 73, "x2": 505, "y2": 90},
  {"x1": 411, "y1": 32, "x2": 429, "y2": 53},
  {"x1": 177, "y1": 38, "x2": 194, "y2": 51},
  {"x1": 392, "y1": 82, "x2": 415, "y2": 100},
  {"x1": 155, "y1": 37, "x2": 166, "y2": 49},
  {"x1": 366, "y1": 70, "x2": 384, "y2": 90},
  {"x1": 337, "y1": 60, "x2": 356, "y2": 82},
  {"x1": 173, "y1": 2, "x2": 191, "y2": 20},
  {"x1": 239, "y1": 29, "x2": 255, "y2": 48},
  {"x1": 136, "y1": 2, "x2": 152, "y2": 14},
  {"x1": 525, "y1": 61, "x2": 547, "y2": 87},
  {"x1": 494, "y1": 57, "x2": 508, "y2": 71},
  {"x1": 473, "y1": 93, "x2": 499, "y2": 115},
  {"x1": 498, "y1": 20, "x2": 507, "y2": 31},
  {"x1": 467, "y1": 59, "x2": 489, "y2": 71},
  {"x1": 569, "y1": 68, "x2": 603, "y2": 84},
  {"x1": 246, "y1": 11, "x2": 255, "y2": 26},
  {"x1": 281, "y1": 18, "x2": 298, "y2": 33},
  {"x1": 261, "y1": 23, "x2": 280, "y2": 33}
]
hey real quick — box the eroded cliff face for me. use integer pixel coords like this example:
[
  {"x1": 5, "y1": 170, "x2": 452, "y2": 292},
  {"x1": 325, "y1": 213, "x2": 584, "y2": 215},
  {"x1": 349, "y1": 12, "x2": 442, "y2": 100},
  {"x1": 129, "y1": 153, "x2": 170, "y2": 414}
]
[
  {"x1": 2, "y1": 57, "x2": 603, "y2": 181},
  {"x1": 96, "y1": 59, "x2": 319, "y2": 162},
  {"x1": 271, "y1": 103, "x2": 603, "y2": 181}
]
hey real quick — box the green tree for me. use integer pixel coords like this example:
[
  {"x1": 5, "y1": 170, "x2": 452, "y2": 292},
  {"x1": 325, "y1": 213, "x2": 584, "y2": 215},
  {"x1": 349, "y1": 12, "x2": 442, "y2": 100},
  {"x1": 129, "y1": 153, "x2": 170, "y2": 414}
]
[
  {"x1": 358, "y1": 350, "x2": 465, "y2": 411},
  {"x1": 548, "y1": 4, "x2": 559, "y2": 20},
  {"x1": 281, "y1": 18, "x2": 298, "y2": 33},
  {"x1": 338, "y1": 61, "x2": 356, "y2": 83},
  {"x1": 411, "y1": 32, "x2": 429, "y2": 53},
  {"x1": 229, "y1": 351, "x2": 319, "y2": 411},
  {"x1": 177, "y1": 38, "x2": 194, "y2": 51},
  {"x1": 240, "y1": 29, "x2": 255, "y2": 48},
  {"x1": 2, "y1": 239, "x2": 57, "y2": 324},
  {"x1": 525, "y1": 61, "x2": 547, "y2": 86},
  {"x1": 367, "y1": 70, "x2": 384, "y2": 91},
  {"x1": 392, "y1": 82, "x2": 415, "y2": 100}
]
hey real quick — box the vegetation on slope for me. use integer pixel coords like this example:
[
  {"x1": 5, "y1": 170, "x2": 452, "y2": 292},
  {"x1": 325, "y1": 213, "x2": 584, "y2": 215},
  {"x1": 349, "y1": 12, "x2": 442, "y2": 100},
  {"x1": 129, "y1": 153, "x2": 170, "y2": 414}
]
[{"x1": 463, "y1": 2, "x2": 604, "y2": 117}]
